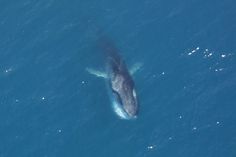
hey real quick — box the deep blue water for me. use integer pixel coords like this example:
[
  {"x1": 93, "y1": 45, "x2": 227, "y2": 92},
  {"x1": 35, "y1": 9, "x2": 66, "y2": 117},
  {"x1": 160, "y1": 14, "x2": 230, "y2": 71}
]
[{"x1": 0, "y1": 0, "x2": 236, "y2": 157}]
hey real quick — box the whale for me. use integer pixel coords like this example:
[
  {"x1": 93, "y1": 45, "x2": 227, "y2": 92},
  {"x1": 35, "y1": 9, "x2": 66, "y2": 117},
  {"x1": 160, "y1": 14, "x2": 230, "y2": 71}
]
[{"x1": 86, "y1": 37, "x2": 142, "y2": 120}]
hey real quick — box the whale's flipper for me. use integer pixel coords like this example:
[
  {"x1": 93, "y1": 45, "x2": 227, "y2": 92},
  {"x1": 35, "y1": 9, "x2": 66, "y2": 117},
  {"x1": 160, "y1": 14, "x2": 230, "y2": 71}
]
[
  {"x1": 86, "y1": 68, "x2": 107, "y2": 78},
  {"x1": 129, "y1": 63, "x2": 143, "y2": 75}
]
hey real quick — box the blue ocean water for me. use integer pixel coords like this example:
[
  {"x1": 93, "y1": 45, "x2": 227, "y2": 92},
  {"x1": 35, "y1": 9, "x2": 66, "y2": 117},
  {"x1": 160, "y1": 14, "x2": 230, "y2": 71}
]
[{"x1": 0, "y1": 0, "x2": 235, "y2": 156}]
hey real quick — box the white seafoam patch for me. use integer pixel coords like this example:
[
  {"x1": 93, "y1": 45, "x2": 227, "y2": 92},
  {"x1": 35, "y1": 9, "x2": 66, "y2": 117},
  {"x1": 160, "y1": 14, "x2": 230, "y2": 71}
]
[
  {"x1": 188, "y1": 46, "x2": 200, "y2": 55},
  {"x1": 5, "y1": 68, "x2": 13, "y2": 73},
  {"x1": 186, "y1": 47, "x2": 234, "y2": 73},
  {"x1": 147, "y1": 144, "x2": 156, "y2": 150}
]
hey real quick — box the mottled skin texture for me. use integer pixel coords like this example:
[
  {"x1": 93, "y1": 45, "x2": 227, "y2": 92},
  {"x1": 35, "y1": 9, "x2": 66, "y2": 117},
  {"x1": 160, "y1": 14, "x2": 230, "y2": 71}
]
[{"x1": 102, "y1": 41, "x2": 138, "y2": 118}]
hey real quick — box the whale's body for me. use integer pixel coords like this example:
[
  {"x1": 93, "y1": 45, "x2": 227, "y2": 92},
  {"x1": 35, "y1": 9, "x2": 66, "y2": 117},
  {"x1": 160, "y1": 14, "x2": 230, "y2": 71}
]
[
  {"x1": 87, "y1": 37, "x2": 141, "y2": 120},
  {"x1": 104, "y1": 44, "x2": 138, "y2": 119}
]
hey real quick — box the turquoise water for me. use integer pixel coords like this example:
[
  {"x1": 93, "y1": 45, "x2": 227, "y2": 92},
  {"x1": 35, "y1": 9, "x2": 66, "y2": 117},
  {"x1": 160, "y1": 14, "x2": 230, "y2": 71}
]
[{"x1": 0, "y1": 0, "x2": 235, "y2": 157}]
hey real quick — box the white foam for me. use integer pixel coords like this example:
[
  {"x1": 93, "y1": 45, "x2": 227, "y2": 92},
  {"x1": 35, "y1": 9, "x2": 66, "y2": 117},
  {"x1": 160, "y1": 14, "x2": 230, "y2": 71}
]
[
  {"x1": 188, "y1": 47, "x2": 200, "y2": 55},
  {"x1": 221, "y1": 54, "x2": 226, "y2": 58},
  {"x1": 147, "y1": 145, "x2": 156, "y2": 150}
]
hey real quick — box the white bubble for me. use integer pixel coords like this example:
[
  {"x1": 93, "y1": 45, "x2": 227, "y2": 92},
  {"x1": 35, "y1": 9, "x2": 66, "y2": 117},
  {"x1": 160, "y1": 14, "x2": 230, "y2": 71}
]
[
  {"x1": 148, "y1": 146, "x2": 153, "y2": 149},
  {"x1": 204, "y1": 49, "x2": 209, "y2": 54},
  {"x1": 188, "y1": 47, "x2": 200, "y2": 55},
  {"x1": 4, "y1": 68, "x2": 13, "y2": 73},
  {"x1": 147, "y1": 145, "x2": 156, "y2": 150},
  {"x1": 192, "y1": 127, "x2": 197, "y2": 130},
  {"x1": 208, "y1": 53, "x2": 213, "y2": 57}
]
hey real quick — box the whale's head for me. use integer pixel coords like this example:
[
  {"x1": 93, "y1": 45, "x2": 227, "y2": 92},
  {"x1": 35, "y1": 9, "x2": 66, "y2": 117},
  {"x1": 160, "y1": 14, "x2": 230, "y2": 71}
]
[{"x1": 111, "y1": 73, "x2": 138, "y2": 119}]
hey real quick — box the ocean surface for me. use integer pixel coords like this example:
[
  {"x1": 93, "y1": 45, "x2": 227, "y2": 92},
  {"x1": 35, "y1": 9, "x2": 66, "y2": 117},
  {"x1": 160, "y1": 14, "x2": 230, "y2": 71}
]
[{"x1": 0, "y1": 0, "x2": 235, "y2": 157}]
